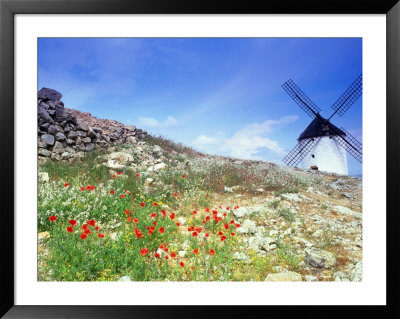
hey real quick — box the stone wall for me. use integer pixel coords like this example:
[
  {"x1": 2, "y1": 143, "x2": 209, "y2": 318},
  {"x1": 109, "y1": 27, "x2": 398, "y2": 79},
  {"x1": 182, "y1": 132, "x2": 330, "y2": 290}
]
[{"x1": 37, "y1": 88, "x2": 147, "y2": 164}]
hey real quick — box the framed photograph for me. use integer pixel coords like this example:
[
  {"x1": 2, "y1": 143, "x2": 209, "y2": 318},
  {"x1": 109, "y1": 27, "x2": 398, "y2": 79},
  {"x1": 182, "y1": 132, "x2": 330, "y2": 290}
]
[{"x1": 1, "y1": 0, "x2": 399, "y2": 317}]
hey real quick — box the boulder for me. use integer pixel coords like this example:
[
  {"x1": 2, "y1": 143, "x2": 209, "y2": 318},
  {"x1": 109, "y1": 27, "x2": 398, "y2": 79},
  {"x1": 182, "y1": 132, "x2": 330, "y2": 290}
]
[
  {"x1": 82, "y1": 137, "x2": 91, "y2": 143},
  {"x1": 76, "y1": 119, "x2": 89, "y2": 131},
  {"x1": 265, "y1": 271, "x2": 302, "y2": 282},
  {"x1": 52, "y1": 141, "x2": 64, "y2": 154},
  {"x1": 51, "y1": 153, "x2": 62, "y2": 161},
  {"x1": 233, "y1": 206, "x2": 248, "y2": 218},
  {"x1": 61, "y1": 152, "x2": 71, "y2": 160},
  {"x1": 87, "y1": 126, "x2": 98, "y2": 139},
  {"x1": 153, "y1": 162, "x2": 167, "y2": 172},
  {"x1": 38, "y1": 88, "x2": 62, "y2": 101},
  {"x1": 237, "y1": 219, "x2": 257, "y2": 234},
  {"x1": 38, "y1": 148, "x2": 52, "y2": 157},
  {"x1": 85, "y1": 143, "x2": 95, "y2": 152},
  {"x1": 305, "y1": 248, "x2": 336, "y2": 269},
  {"x1": 47, "y1": 124, "x2": 57, "y2": 135},
  {"x1": 40, "y1": 134, "x2": 55, "y2": 146},
  {"x1": 38, "y1": 107, "x2": 54, "y2": 123},
  {"x1": 107, "y1": 152, "x2": 134, "y2": 165},
  {"x1": 55, "y1": 132, "x2": 66, "y2": 141}
]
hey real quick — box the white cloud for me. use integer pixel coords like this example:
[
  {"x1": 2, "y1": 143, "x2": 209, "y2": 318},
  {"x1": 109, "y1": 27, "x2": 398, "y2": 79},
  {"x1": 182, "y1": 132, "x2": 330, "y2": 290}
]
[
  {"x1": 137, "y1": 115, "x2": 178, "y2": 129},
  {"x1": 191, "y1": 116, "x2": 299, "y2": 160}
]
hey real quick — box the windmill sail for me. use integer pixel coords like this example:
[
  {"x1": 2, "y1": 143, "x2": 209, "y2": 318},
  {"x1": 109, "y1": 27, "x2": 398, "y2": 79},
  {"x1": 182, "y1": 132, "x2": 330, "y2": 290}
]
[
  {"x1": 283, "y1": 137, "x2": 321, "y2": 166},
  {"x1": 332, "y1": 128, "x2": 362, "y2": 163},
  {"x1": 330, "y1": 74, "x2": 362, "y2": 118},
  {"x1": 282, "y1": 79, "x2": 321, "y2": 118}
]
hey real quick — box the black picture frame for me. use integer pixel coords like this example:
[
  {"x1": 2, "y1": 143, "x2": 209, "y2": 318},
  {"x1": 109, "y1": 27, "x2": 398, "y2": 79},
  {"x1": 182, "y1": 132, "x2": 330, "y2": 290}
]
[{"x1": 1, "y1": 0, "x2": 399, "y2": 318}]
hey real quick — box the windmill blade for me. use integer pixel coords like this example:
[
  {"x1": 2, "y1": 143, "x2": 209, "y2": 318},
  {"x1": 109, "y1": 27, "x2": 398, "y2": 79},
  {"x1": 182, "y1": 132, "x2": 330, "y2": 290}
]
[
  {"x1": 330, "y1": 74, "x2": 362, "y2": 118},
  {"x1": 332, "y1": 128, "x2": 362, "y2": 163},
  {"x1": 283, "y1": 137, "x2": 321, "y2": 166},
  {"x1": 282, "y1": 79, "x2": 321, "y2": 118}
]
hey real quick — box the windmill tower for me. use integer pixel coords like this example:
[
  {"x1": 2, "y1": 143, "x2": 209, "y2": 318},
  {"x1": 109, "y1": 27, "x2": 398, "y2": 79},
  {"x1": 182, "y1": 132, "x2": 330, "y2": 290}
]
[{"x1": 282, "y1": 74, "x2": 362, "y2": 175}]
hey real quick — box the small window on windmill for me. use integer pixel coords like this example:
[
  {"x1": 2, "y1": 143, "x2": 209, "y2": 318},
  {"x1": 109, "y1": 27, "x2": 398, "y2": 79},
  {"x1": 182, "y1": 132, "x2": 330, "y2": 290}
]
[
  {"x1": 311, "y1": 154, "x2": 315, "y2": 158},
  {"x1": 322, "y1": 125, "x2": 329, "y2": 131}
]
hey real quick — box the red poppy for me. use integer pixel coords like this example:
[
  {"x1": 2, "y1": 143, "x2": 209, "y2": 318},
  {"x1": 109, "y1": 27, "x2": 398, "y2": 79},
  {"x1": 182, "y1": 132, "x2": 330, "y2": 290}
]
[
  {"x1": 188, "y1": 226, "x2": 195, "y2": 231},
  {"x1": 159, "y1": 244, "x2": 165, "y2": 249},
  {"x1": 49, "y1": 215, "x2": 57, "y2": 222},
  {"x1": 117, "y1": 171, "x2": 122, "y2": 175},
  {"x1": 192, "y1": 210, "x2": 197, "y2": 215},
  {"x1": 230, "y1": 220, "x2": 235, "y2": 224},
  {"x1": 68, "y1": 219, "x2": 77, "y2": 226},
  {"x1": 170, "y1": 251, "x2": 177, "y2": 258},
  {"x1": 95, "y1": 226, "x2": 100, "y2": 231},
  {"x1": 191, "y1": 266, "x2": 196, "y2": 271},
  {"x1": 66, "y1": 226, "x2": 73, "y2": 233},
  {"x1": 134, "y1": 228, "x2": 143, "y2": 239},
  {"x1": 218, "y1": 231, "x2": 224, "y2": 236},
  {"x1": 205, "y1": 208, "x2": 210, "y2": 212},
  {"x1": 80, "y1": 234, "x2": 87, "y2": 239},
  {"x1": 110, "y1": 190, "x2": 115, "y2": 195},
  {"x1": 155, "y1": 253, "x2": 160, "y2": 258},
  {"x1": 161, "y1": 209, "x2": 167, "y2": 217},
  {"x1": 180, "y1": 262, "x2": 185, "y2": 267},
  {"x1": 153, "y1": 221, "x2": 157, "y2": 226},
  {"x1": 120, "y1": 194, "x2": 125, "y2": 199},
  {"x1": 224, "y1": 223, "x2": 229, "y2": 229},
  {"x1": 231, "y1": 232, "x2": 235, "y2": 236},
  {"x1": 165, "y1": 255, "x2": 169, "y2": 260},
  {"x1": 209, "y1": 249, "x2": 216, "y2": 255},
  {"x1": 220, "y1": 236, "x2": 227, "y2": 241},
  {"x1": 127, "y1": 216, "x2": 132, "y2": 222},
  {"x1": 205, "y1": 233, "x2": 210, "y2": 238},
  {"x1": 98, "y1": 233, "x2": 104, "y2": 238},
  {"x1": 159, "y1": 227, "x2": 165, "y2": 234},
  {"x1": 235, "y1": 223, "x2": 241, "y2": 228},
  {"x1": 226, "y1": 207, "x2": 230, "y2": 210},
  {"x1": 205, "y1": 216, "x2": 211, "y2": 222},
  {"x1": 140, "y1": 248, "x2": 149, "y2": 256},
  {"x1": 134, "y1": 218, "x2": 139, "y2": 223},
  {"x1": 170, "y1": 213, "x2": 175, "y2": 220},
  {"x1": 88, "y1": 219, "x2": 95, "y2": 226},
  {"x1": 149, "y1": 213, "x2": 156, "y2": 218},
  {"x1": 112, "y1": 174, "x2": 116, "y2": 178},
  {"x1": 125, "y1": 209, "x2": 130, "y2": 215},
  {"x1": 149, "y1": 226, "x2": 155, "y2": 231},
  {"x1": 218, "y1": 205, "x2": 222, "y2": 209},
  {"x1": 182, "y1": 175, "x2": 186, "y2": 178},
  {"x1": 212, "y1": 210, "x2": 218, "y2": 215},
  {"x1": 223, "y1": 213, "x2": 227, "y2": 217},
  {"x1": 192, "y1": 232, "x2": 198, "y2": 237},
  {"x1": 64, "y1": 183, "x2": 70, "y2": 187},
  {"x1": 206, "y1": 193, "x2": 209, "y2": 197},
  {"x1": 80, "y1": 187, "x2": 85, "y2": 191},
  {"x1": 176, "y1": 222, "x2": 180, "y2": 227},
  {"x1": 136, "y1": 173, "x2": 140, "y2": 177},
  {"x1": 140, "y1": 202, "x2": 145, "y2": 207},
  {"x1": 196, "y1": 227, "x2": 202, "y2": 232},
  {"x1": 173, "y1": 193, "x2": 178, "y2": 197},
  {"x1": 164, "y1": 247, "x2": 169, "y2": 252},
  {"x1": 193, "y1": 249, "x2": 199, "y2": 254},
  {"x1": 153, "y1": 202, "x2": 158, "y2": 207},
  {"x1": 82, "y1": 224, "x2": 88, "y2": 230},
  {"x1": 84, "y1": 229, "x2": 91, "y2": 235}
]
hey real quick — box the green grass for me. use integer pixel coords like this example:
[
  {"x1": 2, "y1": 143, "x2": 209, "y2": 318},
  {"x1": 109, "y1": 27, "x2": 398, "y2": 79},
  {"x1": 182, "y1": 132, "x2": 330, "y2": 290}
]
[
  {"x1": 277, "y1": 208, "x2": 295, "y2": 222},
  {"x1": 275, "y1": 239, "x2": 300, "y2": 271}
]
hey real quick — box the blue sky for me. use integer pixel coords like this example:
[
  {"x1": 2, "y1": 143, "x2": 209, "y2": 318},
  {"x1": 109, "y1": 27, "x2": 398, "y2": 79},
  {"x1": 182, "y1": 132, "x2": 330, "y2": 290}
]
[{"x1": 38, "y1": 38, "x2": 362, "y2": 175}]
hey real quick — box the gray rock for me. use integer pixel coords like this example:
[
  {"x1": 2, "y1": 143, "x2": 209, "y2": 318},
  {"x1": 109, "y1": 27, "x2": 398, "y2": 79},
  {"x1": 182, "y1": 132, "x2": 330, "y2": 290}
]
[
  {"x1": 82, "y1": 137, "x2": 91, "y2": 143},
  {"x1": 47, "y1": 125, "x2": 57, "y2": 135},
  {"x1": 55, "y1": 132, "x2": 66, "y2": 141},
  {"x1": 67, "y1": 131, "x2": 78, "y2": 139},
  {"x1": 305, "y1": 248, "x2": 336, "y2": 269},
  {"x1": 87, "y1": 126, "x2": 98, "y2": 139},
  {"x1": 265, "y1": 271, "x2": 302, "y2": 282},
  {"x1": 38, "y1": 148, "x2": 52, "y2": 157},
  {"x1": 341, "y1": 192, "x2": 353, "y2": 198},
  {"x1": 76, "y1": 130, "x2": 87, "y2": 137},
  {"x1": 153, "y1": 162, "x2": 167, "y2": 172},
  {"x1": 38, "y1": 88, "x2": 62, "y2": 101},
  {"x1": 76, "y1": 120, "x2": 89, "y2": 132},
  {"x1": 153, "y1": 145, "x2": 163, "y2": 153},
  {"x1": 61, "y1": 152, "x2": 71, "y2": 160},
  {"x1": 66, "y1": 138, "x2": 75, "y2": 145},
  {"x1": 305, "y1": 275, "x2": 318, "y2": 282},
  {"x1": 37, "y1": 141, "x2": 47, "y2": 148},
  {"x1": 126, "y1": 136, "x2": 137, "y2": 144},
  {"x1": 38, "y1": 107, "x2": 54, "y2": 123},
  {"x1": 333, "y1": 206, "x2": 362, "y2": 219},
  {"x1": 40, "y1": 134, "x2": 55, "y2": 146},
  {"x1": 237, "y1": 219, "x2": 257, "y2": 234},
  {"x1": 51, "y1": 153, "x2": 62, "y2": 161},
  {"x1": 52, "y1": 141, "x2": 64, "y2": 154}
]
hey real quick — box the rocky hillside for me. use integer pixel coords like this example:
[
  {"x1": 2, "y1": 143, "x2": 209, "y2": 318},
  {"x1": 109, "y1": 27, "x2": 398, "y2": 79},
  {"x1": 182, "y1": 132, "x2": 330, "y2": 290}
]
[{"x1": 37, "y1": 89, "x2": 362, "y2": 282}]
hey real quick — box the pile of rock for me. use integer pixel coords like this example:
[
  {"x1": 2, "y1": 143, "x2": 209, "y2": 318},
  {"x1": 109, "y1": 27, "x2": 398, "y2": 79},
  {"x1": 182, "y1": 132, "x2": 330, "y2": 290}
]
[{"x1": 37, "y1": 88, "x2": 147, "y2": 164}]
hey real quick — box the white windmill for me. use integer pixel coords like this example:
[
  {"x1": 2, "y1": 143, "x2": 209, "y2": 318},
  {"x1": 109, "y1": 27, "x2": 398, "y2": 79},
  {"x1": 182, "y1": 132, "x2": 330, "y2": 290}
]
[{"x1": 282, "y1": 75, "x2": 362, "y2": 175}]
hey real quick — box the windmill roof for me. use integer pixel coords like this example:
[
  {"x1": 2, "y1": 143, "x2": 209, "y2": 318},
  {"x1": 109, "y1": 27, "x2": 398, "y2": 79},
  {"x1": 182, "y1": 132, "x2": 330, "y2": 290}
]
[{"x1": 298, "y1": 116, "x2": 346, "y2": 140}]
